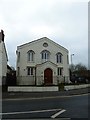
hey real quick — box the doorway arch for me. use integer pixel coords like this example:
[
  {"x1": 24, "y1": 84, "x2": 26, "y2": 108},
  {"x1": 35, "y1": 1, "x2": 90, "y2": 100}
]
[{"x1": 44, "y1": 68, "x2": 53, "y2": 85}]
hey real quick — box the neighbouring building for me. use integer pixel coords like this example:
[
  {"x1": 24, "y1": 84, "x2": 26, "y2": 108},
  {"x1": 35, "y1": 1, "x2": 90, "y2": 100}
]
[
  {"x1": 7, "y1": 65, "x2": 16, "y2": 86},
  {"x1": 16, "y1": 37, "x2": 70, "y2": 85},
  {"x1": 0, "y1": 30, "x2": 8, "y2": 86},
  {"x1": 7, "y1": 65, "x2": 12, "y2": 74}
]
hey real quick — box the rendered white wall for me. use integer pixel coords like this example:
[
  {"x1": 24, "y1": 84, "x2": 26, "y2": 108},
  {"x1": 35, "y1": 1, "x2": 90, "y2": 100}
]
[{"x1": 16, "y1": 37, "x2": 70, "y2": 85}]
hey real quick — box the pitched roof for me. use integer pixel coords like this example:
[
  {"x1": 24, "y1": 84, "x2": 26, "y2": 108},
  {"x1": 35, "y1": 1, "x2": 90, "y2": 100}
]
[
  {"x1": 17, "y1": 37, "x2": 68, "y2": 52},
  {"x1": 7, "y1": 65, "x2": 12, "y2": 70},
  {"x1": 0, "y1": 30, "x2": 4, "y2": 42}
]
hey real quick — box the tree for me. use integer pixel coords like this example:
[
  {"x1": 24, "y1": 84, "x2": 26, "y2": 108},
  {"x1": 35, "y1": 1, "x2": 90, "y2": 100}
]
[
  {"x1": 71, "y1": 63, "x2": 88, "y2": 76},
  {"x1": 74, "y1": 63, "x2": 87, "y2": 71},
  {"x1": 70, "y1": 63, "x2": 87, "y2": 71},
  {"x1": 70, "y1": 63, "x2": 87, "y2": 76}
]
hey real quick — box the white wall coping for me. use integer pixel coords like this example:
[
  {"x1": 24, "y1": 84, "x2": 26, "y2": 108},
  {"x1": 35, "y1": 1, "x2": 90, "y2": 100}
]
[
  {"x1": 64, "y1": 84, "x2": 90, "y2": 90},
  {"x1": 8, "y1": 84, "x2": 90, "y2": 92},
  {"x1": 8, "y1": 86, "x2": 58, "y2": 92}
]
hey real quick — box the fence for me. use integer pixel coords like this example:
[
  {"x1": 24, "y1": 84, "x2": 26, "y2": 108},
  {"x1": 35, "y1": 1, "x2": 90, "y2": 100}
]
[
  {"x1": 16, "y1": 76, "x2": 70, "y2": 85},
  {"x1": 17, "y1": 76, "x2": 36, "y2": 85}
]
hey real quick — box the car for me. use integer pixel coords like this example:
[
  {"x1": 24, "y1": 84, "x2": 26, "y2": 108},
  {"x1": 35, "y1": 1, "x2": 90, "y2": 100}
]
[{"x1": 70, "y1": 75, "x2": 89, "y2": 83}]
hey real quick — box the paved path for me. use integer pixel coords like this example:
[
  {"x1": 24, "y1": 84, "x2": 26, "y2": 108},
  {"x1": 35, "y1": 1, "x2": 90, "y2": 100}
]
[{"x1": 2, "y1": 87, "x2": 89, "y2": 100}]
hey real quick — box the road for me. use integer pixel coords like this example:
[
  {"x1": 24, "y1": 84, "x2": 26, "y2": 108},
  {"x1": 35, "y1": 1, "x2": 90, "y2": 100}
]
[{"x1": 1, "y1": 93, "x2": 89, "y2": 119}]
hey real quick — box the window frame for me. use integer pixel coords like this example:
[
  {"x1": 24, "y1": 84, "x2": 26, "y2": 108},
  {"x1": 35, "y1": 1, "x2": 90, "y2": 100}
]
[
  {"x1": 17, "y1": 52, "x2": 20, "y2": 62},
  {"x1": 56, "y1": 52, "x2": 63, "y2": 63},
  {"x1": 57, "y1": 67, "x2": 63, "y2": 76},
  {"x1": 27, "y1": 67, "x2": 34, "y2": 76},
  {"x1": 41, "y1": 50, "x2": 50, "y2": 61},
  {"x1": 27, "y1": 50, "x2": 35, "y2": 62}
]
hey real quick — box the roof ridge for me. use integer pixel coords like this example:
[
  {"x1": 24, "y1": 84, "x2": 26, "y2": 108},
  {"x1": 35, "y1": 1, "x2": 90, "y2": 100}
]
[{"x1": 17, "y1": 37, "x2": 68, "y2": 52}]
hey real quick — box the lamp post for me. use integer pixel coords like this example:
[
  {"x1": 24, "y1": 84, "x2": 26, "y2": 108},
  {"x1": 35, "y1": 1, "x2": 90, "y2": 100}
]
[
  {"x1": 70, "y1": 54, "x2": 74, "y2": 74},
  {"x1": 71, "y1": 54, "x2": 74, "y2": 65}
]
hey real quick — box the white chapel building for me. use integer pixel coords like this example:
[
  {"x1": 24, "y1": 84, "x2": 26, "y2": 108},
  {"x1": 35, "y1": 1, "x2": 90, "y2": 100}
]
[{"x1": 16, "y1": 37, "x2": 70, "y2": 85}]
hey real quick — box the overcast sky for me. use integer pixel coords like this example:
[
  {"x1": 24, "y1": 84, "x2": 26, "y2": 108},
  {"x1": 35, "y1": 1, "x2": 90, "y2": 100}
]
[{"x1": 0, "y1": 0, "x2": 88, "y2": 68}]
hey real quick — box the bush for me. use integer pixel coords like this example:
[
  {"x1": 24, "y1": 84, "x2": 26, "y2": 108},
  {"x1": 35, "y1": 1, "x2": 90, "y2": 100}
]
[{"x1": 58, "y1": 83, "x2": 64, "y2": 91}]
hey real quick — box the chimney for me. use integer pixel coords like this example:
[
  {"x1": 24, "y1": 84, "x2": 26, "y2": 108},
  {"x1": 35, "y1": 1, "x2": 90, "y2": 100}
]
[{"x1": 0, "y1": 30, "x2": 5, "y2": 42}]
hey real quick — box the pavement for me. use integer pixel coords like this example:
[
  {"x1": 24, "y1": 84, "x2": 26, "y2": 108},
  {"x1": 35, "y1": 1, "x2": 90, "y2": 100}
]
[{"x1": 2, "y1": 87, "x2": 90, "y2": 100}]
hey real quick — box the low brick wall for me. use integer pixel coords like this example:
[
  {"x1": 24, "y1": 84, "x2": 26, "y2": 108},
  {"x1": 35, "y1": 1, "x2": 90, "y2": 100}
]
[
  {"x1": 64, "y1": 84, "x2": 90, "y2": 90},
  {"x1": 8, "y1": 86, "x2": 59, "y2": 92}
]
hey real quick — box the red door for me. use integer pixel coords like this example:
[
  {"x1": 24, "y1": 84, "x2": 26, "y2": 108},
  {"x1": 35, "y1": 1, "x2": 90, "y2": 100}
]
[{"x1": 44, "y1": 68, "x2": 53, "y2": 85}]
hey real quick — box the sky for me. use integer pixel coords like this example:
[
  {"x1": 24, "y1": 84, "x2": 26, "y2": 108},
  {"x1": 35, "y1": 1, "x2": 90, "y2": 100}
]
[{"x1": 0, "y1": 0, "x2": 89, "y2": 69}]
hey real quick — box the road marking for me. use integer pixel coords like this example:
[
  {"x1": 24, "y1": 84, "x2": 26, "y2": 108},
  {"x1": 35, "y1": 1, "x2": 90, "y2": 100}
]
[
  {"x1": 0, "y1": 108, "x2": 61, "y2": 115},
  {"x1": 3, "y1": 93, "x2": 89, "y2": 101},
  {"x1": 51, "y1": 109, "x2": 66, "y2": 118}
]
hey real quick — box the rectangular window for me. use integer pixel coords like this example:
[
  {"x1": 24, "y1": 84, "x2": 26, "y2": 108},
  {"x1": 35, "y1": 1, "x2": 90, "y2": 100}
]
[
  {"x1": 57, "y1": 68, "x2": 63, "y2": 76},
  {"x1": 27, "y1": 67, "x2": 34, "y2": 75},
  {"x1": 17, "y1": 67, "x2": 20, "y2": 76},
  {"x1": 17, "y1": 52, "x2": 20, "y2": 62}
]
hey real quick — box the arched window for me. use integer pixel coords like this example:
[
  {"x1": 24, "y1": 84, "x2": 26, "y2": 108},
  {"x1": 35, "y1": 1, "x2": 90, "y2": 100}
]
[
  {"x1": 56, "y1": 52, "x2": 63, "y2": 63},
  {"x1": 27, "y1": 50, "x2": 35, "y2": 62},
  {"x1": 41, "y1": 50, "x2": 50, "y2": 61}
]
